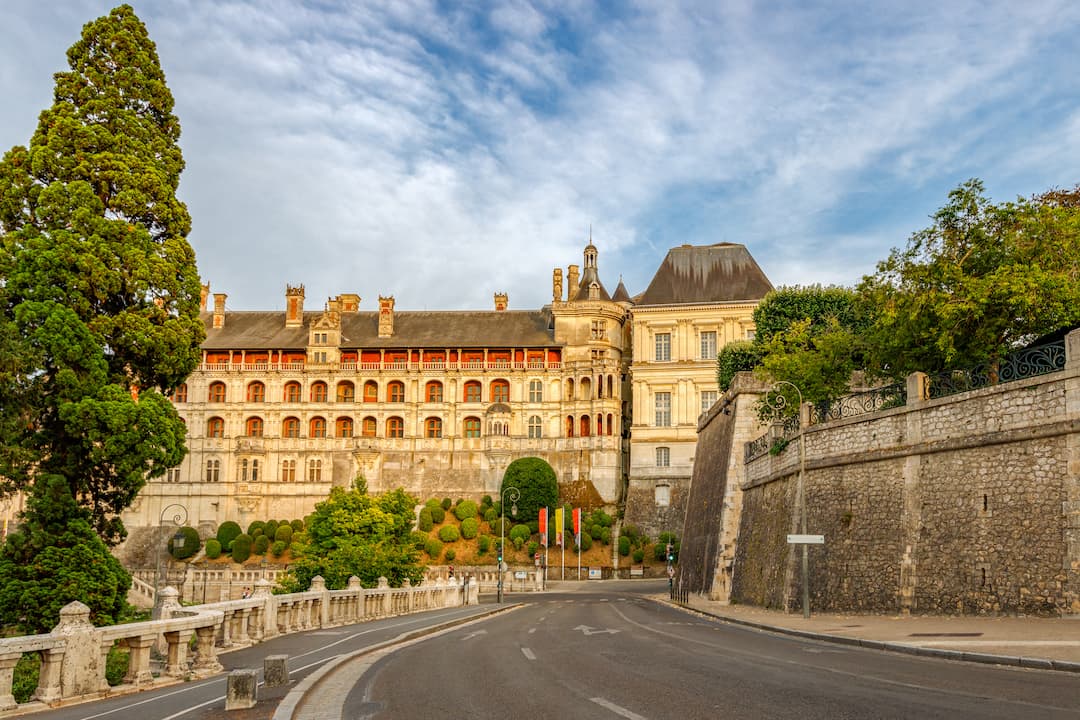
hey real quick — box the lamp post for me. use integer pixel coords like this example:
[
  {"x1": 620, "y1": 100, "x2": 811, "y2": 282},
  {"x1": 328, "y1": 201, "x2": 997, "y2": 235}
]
[
  {"x1": 767, "y1": 381, "x2": 811, "y2": 619},
  {"x1": 497, "y1": 486, "x2": 520, "y2": 603},
  {"x1": 153, "y1": 503, "x2": 188, "y2": 619}
]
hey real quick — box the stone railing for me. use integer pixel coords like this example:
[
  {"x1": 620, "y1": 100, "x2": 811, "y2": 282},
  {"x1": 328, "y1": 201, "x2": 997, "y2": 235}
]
[{"x1": 0, "y1": 575, "x2": 476, "y2": 714}]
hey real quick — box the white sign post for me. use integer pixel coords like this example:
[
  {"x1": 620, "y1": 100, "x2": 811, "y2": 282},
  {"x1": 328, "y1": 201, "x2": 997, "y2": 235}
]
[
  {"x1": 787, "y1": 534, "x2": 824, "y2": 545},
  {"x1": 786, "y1": 534, "x2": 824, "y2": 617}
]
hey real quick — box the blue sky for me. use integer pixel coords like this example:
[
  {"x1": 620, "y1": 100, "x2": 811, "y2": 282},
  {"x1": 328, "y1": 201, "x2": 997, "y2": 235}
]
[{"x1": 1, "y1": 1, "x2": 1078, "y2": 311}]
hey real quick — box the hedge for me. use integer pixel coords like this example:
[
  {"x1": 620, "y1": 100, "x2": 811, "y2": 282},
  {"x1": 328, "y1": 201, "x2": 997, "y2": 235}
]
[
  {"x1": 217, "y1": 521, "x2": 242, "y2": 549},
  {"x1": 205, "y1": 538, "x2": 222, "y2": 559},
  {"x1": 169, "y1": 526, "x2": 200, "y2": 560},
  {"x1": 254, "y1": 534, "x2": 270, "y2": 555}
]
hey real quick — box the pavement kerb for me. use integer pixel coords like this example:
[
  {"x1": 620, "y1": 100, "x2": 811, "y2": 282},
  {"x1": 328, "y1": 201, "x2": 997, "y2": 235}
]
[
  {"x1": 656, "y1": 597, "x2": 1080, "y2": 675},
  {"x1": 272, "y1": 604, "x2": 521, "y2": 720}
]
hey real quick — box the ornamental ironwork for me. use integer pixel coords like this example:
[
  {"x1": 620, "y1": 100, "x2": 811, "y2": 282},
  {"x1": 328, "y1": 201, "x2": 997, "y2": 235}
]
[
  {"x1": 745, "y1": 433, "x2": 770, "y2": 462},
  {"x1": 927, "y1": 339, "x2": 1066, "y2": 400},
  {"x1": 810, "y1": 383, "x2": 907, "y2": 424}
]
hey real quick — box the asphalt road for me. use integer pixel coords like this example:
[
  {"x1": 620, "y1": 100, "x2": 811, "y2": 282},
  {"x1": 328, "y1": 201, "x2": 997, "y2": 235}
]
[{"x1": 344, "y1": 580, "x2": 1080, "y2": 720}]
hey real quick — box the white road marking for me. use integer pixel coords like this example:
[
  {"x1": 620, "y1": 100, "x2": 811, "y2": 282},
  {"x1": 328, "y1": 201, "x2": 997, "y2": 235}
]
[
  {"x1": 591, "y1": 697, "x2": 648, "y2": 720},
  {"x1": 521, "y1": 647, "x2": 537, "y2": 660},
  {"x1": 462, "y1": 630, "x2": 487, "y2": 640},
  {"x1": 574, "y1": 624, "x2": 620, "y2": 636},
  {"x1": 529, "y1": 627, "x2": 537, "y2": 634}
]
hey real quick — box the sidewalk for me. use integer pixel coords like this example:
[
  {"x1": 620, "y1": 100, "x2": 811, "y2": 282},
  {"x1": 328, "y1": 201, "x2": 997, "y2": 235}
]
[{"x1": 665, "y1": 593, "x2": 1080, "y2": 672}]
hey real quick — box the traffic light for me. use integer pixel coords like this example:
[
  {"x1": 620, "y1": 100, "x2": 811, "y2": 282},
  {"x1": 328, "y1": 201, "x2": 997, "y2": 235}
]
[
  {"x1": 497, "y1": 543, "x2": 503, "y2": 564},
  {"x1": 666, "y1": 542, "x2": 674, "y2": 563}
]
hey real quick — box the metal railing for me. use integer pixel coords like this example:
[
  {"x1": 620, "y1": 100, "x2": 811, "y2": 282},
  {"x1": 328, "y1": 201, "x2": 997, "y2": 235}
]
[
  {"x1": 810, "y1": 383, "x2": 906, "y2": 423},
  {"x1": 926, "y1": 339, "x2": 1066, "y2": 399}
]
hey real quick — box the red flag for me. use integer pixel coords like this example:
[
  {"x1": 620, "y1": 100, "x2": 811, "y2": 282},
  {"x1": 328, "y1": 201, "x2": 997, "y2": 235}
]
[
  {"x1": 539, "y1": 507, "x2": 548, "y2": 547},
  {"x1": 573, "y1": 507, "x2": 581, "y2": 546}
]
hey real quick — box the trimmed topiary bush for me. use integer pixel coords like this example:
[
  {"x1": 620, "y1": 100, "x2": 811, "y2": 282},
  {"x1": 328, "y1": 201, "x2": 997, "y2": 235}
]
[
  {"x1": 424, "y1": 536, "x2": 443, "y2": 559},
  {"x1": 481, "y1": 495, "x2": 493, "y2": 509},
  {"x1": 513, "y1": 536, "x2": 524, "y2": 550},
  {"x1": 410, "y1": 531, "x2": 428, "y2": 550},
  {"x1": 254, "y1": 534, "x2": 270, "y2": 555},
  {"x1": 454, "y1": 500, "x2": 478, "y2": 521},
  {"x1": 509, "y1": 523, "x2": 531, "y2": 544},
  {"x1": 445, "y1": 548, "x2": 456, "y2": 562},
  {"x1": 169, "y1": 526, "x2": 200, "y2": 560},
  {"x1": 477, "y1": 535, "x2": 491, "y2": 554},
  {"x1": 483, "y1": 507, "x2": 497, "y2": 523},
  {"x1": 527, "y1": 540, "x2": 539, "y2": 556},
  {"x1": 274, "y1": 525, "x2": 293, "y2": 545},
  {"x1": 247, "y1": 520, "x2": 265, "y2": 537},
  {"x1": 601, "y1": 527, "x2": 611, "y2": 545},
  {"x1": 441, "y1": 497, "x2": 452, "y2": 511},
  {"x1": 205, "y1": 538, "x2": 222, "y2": 559},
  {"x1": 430, "y1": 505, "x2": 446, "y2": 524},
  {"x1": 231, "y1": 533, "x2": 253, "y2": 563},
  {"x1": 579, "y1": 532, "x2": 593, "y2": 551},
  {"x1": 270, "y1": 540, "x2": 287, "y2": 557},
  {"x1": 632, "y1": 548, "x2": 645, "y2": 563},
  {"x1": 264, "y1": 520, "x2": 279, "y2": 541},
  {"x1": 291, "y1": 518, "x2": 304, "y2": 532},
  {"x1": 618, "y1": 535, "x2": 631, "y2": 557},
  {"x1": 460, "y1": 517, "x2": 479, "y2": 539},
  {"x1": 438, "y1": 524, "x2": 460, "y2": 543},
  {"x1": 216, "y1": 521, "x2": 242, "y2": 550},
  {"x1": 418, "y1": 507, "x2": 433, "y2": 532},
  {"x1": 489, "y1": 516, "x2": 508, "y2": 536}
]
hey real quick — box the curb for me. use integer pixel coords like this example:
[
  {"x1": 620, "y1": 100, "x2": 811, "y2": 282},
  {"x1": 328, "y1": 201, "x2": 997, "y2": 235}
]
[
  {"x1": 272, "y1": 604, "x2": 520, "y2": 720},
  {"x1": 658, "y1": 598, "x2": 1080, "y2": 674}
]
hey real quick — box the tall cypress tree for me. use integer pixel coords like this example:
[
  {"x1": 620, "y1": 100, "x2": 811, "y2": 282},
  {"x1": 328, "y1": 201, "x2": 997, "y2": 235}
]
[{"x1": 0, "y1": 0, "x2": 203, "y2": 574}]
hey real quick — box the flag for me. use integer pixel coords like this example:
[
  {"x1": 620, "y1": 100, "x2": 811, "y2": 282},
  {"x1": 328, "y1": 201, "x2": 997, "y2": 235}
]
[
  {"x1": 572, "y1": 507, "x2": 581, "y2": 547},
  {"x1": 555, "y1": 507, "x2": 564, "y2": 547},
  {"x1": 539, "y1": 507, "x2": 548, "y2": 547}
]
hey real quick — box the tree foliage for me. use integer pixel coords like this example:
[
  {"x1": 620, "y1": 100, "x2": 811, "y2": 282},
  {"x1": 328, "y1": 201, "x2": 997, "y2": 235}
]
[
  {"x1": 281, "y1": 482, "x2": 425, "y2": 591},
  {"x1": 0, "y1": 4, "x2": 203, "y2": 544},
  {"x1": 716, "y1": 340, "x2": 761, "y2": 392},
  {"x1": 500, "y1": 457, "x2": 558, "y2": 524}
]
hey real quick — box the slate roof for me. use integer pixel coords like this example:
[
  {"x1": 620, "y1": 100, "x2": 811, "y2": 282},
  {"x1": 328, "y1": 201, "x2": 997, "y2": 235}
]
[
  {"x1": 612, "y1": 278, "x2": 631, "y2": 303},
  {"x1": 636, "y1": 243, "x2": 773, "y2": 306},
  {"x1": 201, "y1": 309, "x2": 558, "y2": 350}
]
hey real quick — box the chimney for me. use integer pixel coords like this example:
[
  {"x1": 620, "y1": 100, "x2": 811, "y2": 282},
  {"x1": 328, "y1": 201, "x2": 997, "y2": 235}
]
[
  {"x1": 338, "y1": 293, "x2": 360, "y2": 313},
  {"x1": 567, "y1": 265, "x2": 580, "y2": 301},
  {"x1": 212, "y1": 293, "x2": 226, "y2": 329},
  {"x1": 552, "y1": 269, "x2": 563, "y2": 302},
  {"x1": 378, "y1": 296, "x2": 395, "y2": 338},
  {"x1": 286, "y1": 284, "x2": 305, "y2": 327},
  {"x1": 494, "y1": 292, "x2": 508, "y2": 312},
  {"x1": 200, "y1": 283, "x2": 210, "y2": 311}
]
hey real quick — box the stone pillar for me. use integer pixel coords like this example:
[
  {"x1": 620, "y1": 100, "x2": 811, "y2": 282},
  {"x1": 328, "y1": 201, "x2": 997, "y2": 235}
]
[
  {"x1": 1064, "y1": 329, "x2": 1080, "y2": 613},
  {"x1": 906, "y1": 372, "x2": 929, "y2": 404},
  {"x1": 469, "y1": 576, "x2": 480, "y2": 605},
  {"x1": 122, "y1": 635, "x2": 157, "y2": 686},
  {"x1": 225, "y1": 669, "x2": 258, "y2": 710},
  {"x1": 402, "y1": 579, "x2": 413, "y2": 613},
  {"x1": 0, "y1": 652, "x2": 22, "y2": 710},
  {"x1": 310, "y1": 576, "x2": 330, "y2": 628},
  {"x1": 378, "y1": 577, "x2": 391, "y2": 616},
  {"x1": 162, "y1": 630, "x2": 194, "y2": 678},
  {"x1": 192, "y1": 624, "x2": 223, "y2": 677},
  {"x1": 33, "y1": 647, "x2": 64, "y2": 705},
  {"x1": 254, "y1": 580, "x2": 277, "y2": 639},
  {"x1": 348, "y1": 577, "x2": 363, "y2": 623},
  {"x1": 50, "y1": 601, "x2": 104, "y2": 700},
  {"x1": 264, "y1": 655, "x2": 289, "y2": 688}
]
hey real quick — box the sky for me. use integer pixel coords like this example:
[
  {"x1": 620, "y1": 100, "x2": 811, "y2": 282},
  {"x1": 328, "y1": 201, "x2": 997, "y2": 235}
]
[{"x1": 1, "y1": 1, "x2": 1078, "y2": 312}]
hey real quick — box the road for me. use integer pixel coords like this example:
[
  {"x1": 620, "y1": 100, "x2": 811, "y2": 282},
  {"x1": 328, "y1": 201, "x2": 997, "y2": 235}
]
[{"x1": 340, "y1": 580, "x2": 1080, "y2": 720}]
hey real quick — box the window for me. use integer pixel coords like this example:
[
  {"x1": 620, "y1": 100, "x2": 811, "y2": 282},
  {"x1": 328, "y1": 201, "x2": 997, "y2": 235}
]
[
  {"x1": 596, "y1": 414, "x2": 603, "y2": 435},
  {"x1": 246, "y1": 382, "x2": 265, "y2": 402},
  {"x1": 463, "y1": 417, "x2": 481, "y2": 438},
  {"x1": 746, "y1": 329, "x2": 756, "y2": 340},
  {"x1": 655, "y1": 392, "x2": 671, "y2": 426},
  {"x1": 426, "y1": 381, "x2": 443, "y2": 403},
  {"x1": 208, "y1": 382, "x2": 226, "y2": 403},
  {"x1": 700, "y1": 330, "x2": 717, "y2": 360},
  {"x1": 607, "y1": 413, "x2": 614, "y2": 436},
  {"x1": 204, "y1": 458, "x2": 220, "y2": 482},
  {"x1": 566, "y1": 415, "x2": 574, "y2": 437},
  {"x1": 387, "y1": 417, "x2": 404, "y2": 438},
  {"x1": 652, "y1": 334, "x2": 669, "y2": 362},
  {"x1": 580, "y1": 377, "x2": 591, "y2": 400},
  {"x1": 312, "y1": 351, "x2": 328, "y2": 364},
  {"x1": 165, "y1": 467, "x2": 181, "y2": 483},
  {"x1": 172, "y1": 384, "x2": 188, "y2": 403},
  {"x1": 491, "y1": 379, "x2": 509, "y2": 403},
  {"x1": 388, "y1": 381, "x2": 405, "y2": 403},
  {"x1": 310, "y1": 417, "x2": 327, "y2": 438},
  {"x1": 310, "y1": 382, "x2": 328, "y2": 402},
  {"x1": 656, "y1": 446, "x2": 670, "y2": 467},
  {"x1": 591, "y1": 320, "x2": 606, "y2": 339},
  {"x1": 313, "y1": 331, "x2": 328, "y2": 344},
  {"x1": 336, "y1": 417, "x2": 353, "y2": 437},
  {"x1": 528, "y1": 415, "x2": 542, "y2": 438},
  {"x1": 363, "y1": 381, "x2": 378, "y2": 403},
  {"x1": 308, "y1": 458, "x2": 322, "y2": 482},
  {"x1": 655, "y1": 483, "x2": 671, "y2": 507},
  {"x1": 281, "y1": 459, "x2": 296, "y2": 482},
  {"x1": 284, "y1": 382, "x2": 301, "y2": 402},
  {"x1": 425, "y1": 417, "x2": 443, "y2": 438},
  {"x1": 206, "y1": 417, "x2": 224, "y2": 438},
  {"x1": 579, "y1": 416, "x2": 591, "y2": 437},
  {"x1": 337, "y1": 381, "x2": 355, "y2": 403},
  {"x1": 464, "y1": 381, "x2": 482, "y2": 403},
  {"x1": 701, "y1": 390, "x2": 718, "y2": 414},
  {"x1": 245, "y1": 416, "x2": 263, "y2": 436},
  {"x1": 282, "y1": 417, "x2": 300, "y2": 438},
  {"x1": 239, "y1": 458, "x2": 261, "y2": 482},
  {"x1": 528, "y1": 380, "x2": 542, "y2": 403},
  {"x1": 362, "y1": 417, "x2": 377, "y2": 437}
]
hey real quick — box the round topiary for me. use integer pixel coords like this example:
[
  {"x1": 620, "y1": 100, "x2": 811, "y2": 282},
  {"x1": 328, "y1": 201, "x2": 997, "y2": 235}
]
[
  {"x1": 483, "y1": 507, "x2": 497, "y2": 523},
  {"x1": 618, "y1": 535, "x2": 631, "y2": 557},
  {"x1": 264, "y1": 520, "x2": 279, "y2": 540},
  {"x1": 291, "y1": 518, "x2": 304, "y2": 532},
  {"x1": 270, "y1": 540, "x2": 287, "y2": 557},
  {"x1": 527, "y1": 540, "x2": 539, "y2": 556},
  {"x1": 418, "y1": 507, "x2": 433, "y2": 532},
  {"x1": 601, "y1": 527, "x2": 611, "y2": 545},
  {"x1": 460, "y1": 517, "x2": 479, "y2": 539},
  {"x1": 441, "y1": 497, "x2": 452, "y2": 511},
  {"x1": 454, "y1": 500, "x2": 478, "y2": 521},
  {"x1": 429, "y1": 505, "x2": 446, "y2": 524},
  {"x1": 169, "y1": 526, "x2": 201, "y2": 560},
  {"x1": 231, "y1": 533, "x2": 253, "y2": 563},
  {"x1": 275, "y1": 525, "x2": 293, "y2": 545},
  {"x1": 254, "y1": 534, "x2": 270, "y2": 555},
  {"x1": 425, "y1": 536, "x2": 443, "y2": 559},
  {"x1": 481, "y1": 495, "x2": 493, "y2": 508},
  {"x1": 205, "y1": 538, "x2": 222, "y2": 559},
  {"x1": 247, "y1": 520, "x2": 265, "y2": 537},
  {"x1": 579, "y1": 532, "x2": 593, "y2": 551},
  {"x1": 477, "y1": 535, "x2": 491, "y2": 554},
  {"x1": 509, "y1": 523, "x2": 531, "y2": 543},
  {"x1": 216, "y1": 521, "x2": 242, "y2": 549},
  {"x1": 445, "y1": 548, "x2": 456, "y2": 562},
  {"x1": 632, "y1": 548, "x2": 645, "y2": 563},
  {"x1": 438, "y1": 524, "x2": 460, "y2": 543}
]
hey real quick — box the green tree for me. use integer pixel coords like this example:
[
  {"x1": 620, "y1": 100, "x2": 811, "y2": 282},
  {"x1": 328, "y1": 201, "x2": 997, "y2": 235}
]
[
  {"x1": 500, "y1": 457, "x2": 558, "y2": 525},
  {"x1": 0, "y1": 5, "x2": 203, "y2": 545},
  {"x1": 281, "y1": 482, "x2": 425, "y2": 591},
  {"x1": 716, "y1": 340, "x2": 761, "y2": 392}
]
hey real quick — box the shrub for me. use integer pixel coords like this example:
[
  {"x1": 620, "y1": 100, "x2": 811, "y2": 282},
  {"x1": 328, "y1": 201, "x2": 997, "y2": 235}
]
[
  {"x1": 601, "y1": 527, "x2": 611, "y2": 544},
  {"x1": 13, "y1": 653, "x2": 39, "y2": 704},
  {"x1": 247, "y1": 520, "x2": 265, "y2": 537},
  {"x1": 169, "y1": 526, "x2": 200, "y2": 560},
  {"x1": 590, "y1": 524, "x2": 603, "y2": 541},
  {"x1": 441, "y1": 497, "x2": 452, "y2": 511},
  {"x1": 481, "y1": 495, "x2": 493, "y2": 508},
  {"x1": 589, "y1": 509, "x2": 613, "y2": 528},
  {"x1": 430, "y1": 505, "x2": 446, "y2": 524},
  {"x1": 105, "y1": 645, "x2": 130, "y2": 686},
  {"x1": 445, "y1": 548, "x2": 456, "y2": 562},
  {"x1": 460, "y1": 517, "x2": 479, "y2": 539},
  {"x1": 527, "y1": 520, "x2": 539, "y2": 533},
  {"x1": 618, "y1": 536, "x2": 631, "y2": 556},
  {"x1": 205, "y1": 538, "x2": 222, "y2": 559},
  {"x1": 275, "y1": 525, "x2": 293, "y2": 545},
  {"x1": 418, "y1": 507, "x2": 434, "y2": 532},
  {"x1": 291, "y1": 518, "x2": 304, "y2": 532},
  {"x1": 477, "y1": 535, "x2": 491, "y2": 554},
  {"x1": 270, "y1": 540, "x2": 287, "y2": 557},
  {"x1": 655, "y1": 533, "x2": 681, "y2": 562},
  {"x1": 483, "y1": 507, "x2": 497, "y2": 523},
  {"x1": 632, "y1": 548, "x2": 645, "y2": 563},
  {"x1": 231, "y1": 534, "x2": 253, "y2": 563},
  {"x1": 509, "y1": 524, "x2": 531, "y2": 543},
  {"x1": 454, "y1": 500, "x2": 478, "y2": 520},
  {"x1": 513, "y1": 536, "x2": 524, "y2": 550},
  {"x1": 622, "y1": 524, "x2": 642, "y2": 543},
  {"x1": 216, "y1": 521, "x2": 242, "y2": 549},
  {"x1": 254, "y1": 534, "x2": 270, "y2": 555},
  {"x1": 410, "y1": 531, "x2": 428, "y2": 550},
  {"x1": 489, "y1": 517, "x2": 508, "y2": 536},
  {"x1": 579, "y1": 532, "x2": 593, "y2": 551},
  {"x1": 500, "y1": 457, "x2": 558, "y2": 522},
  {"x1": 438, "y1": 525, "x2": 460, "y2": 543},
  {"x1": 425, "y1": 537, "x2": 443, "y2": 559},
  {"x1": 264, "y1": 520, "x2": 279, "y2": 541},
  {"x1": 527, "y1": 540, "x2": 539, "y2": 556}
]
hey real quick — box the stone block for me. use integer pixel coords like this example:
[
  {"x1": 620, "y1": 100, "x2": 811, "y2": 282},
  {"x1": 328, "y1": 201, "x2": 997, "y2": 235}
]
[
  {"x1": 263, "y1": 654, "x2": 289, "y2": 688},
  {"x1": 225, "y1": 669, "x2": 258, "y2": 711}
]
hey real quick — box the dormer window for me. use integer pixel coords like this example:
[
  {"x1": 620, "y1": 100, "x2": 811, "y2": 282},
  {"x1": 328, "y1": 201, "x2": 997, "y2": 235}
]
[{"x1": 313, "y1": 332, "x2": 329, "y2": 345}]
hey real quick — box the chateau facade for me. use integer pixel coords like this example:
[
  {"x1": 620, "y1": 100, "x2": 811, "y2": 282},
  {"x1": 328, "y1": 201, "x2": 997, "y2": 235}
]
[{"x1": 122, "y1": 242, "x2": 771, "y2": 535}]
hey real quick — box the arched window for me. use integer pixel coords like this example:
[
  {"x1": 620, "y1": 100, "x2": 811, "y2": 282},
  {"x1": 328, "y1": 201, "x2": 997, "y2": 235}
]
[
  {"x1": 208, "y1": 382, "x2": 226, "y2": 403},
  {"x1": 363, "y1": 380, "x2": 378, "y2": 403},
  {"x1": 597, "y1": 375, "x2": 603, "y2": 399},
  {"x1": 566, "y1": 379, "x2": 575, "y2": 401},
  {"x1": 388, "y1": 381, "x2": 405, "y2": 403},
  {"x1": 425, "y1": 417, "x2": 443, "y2": 438},
  {"x1": 579, "y1": 416, "x2": 591, "y2": 437},
  {"x1": 528, "y1": 380, "x2": 542, "y2": 402},
  {"x1": 204, "y1": 458, "x2": 220, "y2": 482},
  {"x1": 463, "y1": 417, "x2": 481, "y2": 438},
  {"x1": 580, "y1": 377, "x2": 592, "y2": 401},
  {"x1": 337, "y1": 381, "x2": 355, "y2": 403},
  {"x1": 282, "y1": 417, "x2": 300, "y2": 438},
  {"x1": 596, "y1": 414, "x2": 603, "y2": 436},
  {"x1": 284, "y1": 381, "x2": 301, "y2": 402},
  {"x1": 566, "y1": 415, "x2": 574, "y2": 438},
  {"x1": 245, "y1": 416, "x2": 264, "y2": 437},
  {"x1": 308, "y1": 458, "x2": 322, "y2": 482},
  {"x1": 464, "y1": 380, "x2": 482, "y2": 403},
  {"x1": 172, "y1": 383, "x2": 188, "y2": 403},
  {"x1": 207, "y1": 417, "x2": 224, "y2": 438},
  {"x1": 336, "y1": 417, "x2": 353, "y2": 437},
  {"x1": 281, "y1": 459, "x2": 296, "y2": 482},
  {"x1": 607, "y1": 413, "x2": 614, "y2": 436},
  {"x1": 426, "y1": 381, "x2": 443, "y2": 403},
  {"x1": 528, "y1": 415, "x2": 542, "y2": 438},
  {"x1": 607, "y1": 375, "x2": 614, "y2": 399},
  {"x1": 310, "y1": 382, "x2": 328, "y2": 402},
  {"x1": 387, "y1": 416, "x2": 404, "y2": 438},
  {"x1": 656, "y1": 447, "x2": 670, "y2": 467},
  {"x1": 310, "y1": 416, "x2": 327, "y2": 438},
  {"x1": 246, "y1": 381, "x2": 265, "y2": 402},
  {"x1": 362, "y1": 416, "x2": 377, "y2": 437},
  {"x1": 491, "y1": 379, "x2": 509, "y2": 403}
]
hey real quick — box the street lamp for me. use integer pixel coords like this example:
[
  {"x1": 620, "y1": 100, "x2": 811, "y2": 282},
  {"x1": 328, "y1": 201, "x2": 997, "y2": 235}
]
[
  {"x1": 497, "y1": 486, "x2": 520, "y2": 603},
  {"x1": 766, "y1": 381, "x2": 811, "y2": 619},
  {"x1": 154, "y1": 503, "x2": 188, "y2": 619}
]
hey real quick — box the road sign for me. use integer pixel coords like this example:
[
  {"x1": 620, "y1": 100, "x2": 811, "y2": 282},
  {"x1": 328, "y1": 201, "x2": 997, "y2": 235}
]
[
  {"x1": 787, "y1": 534, "x2": 825, "y2": 544},
  {"x1": 667, "y1": 565, "x2": 675, "y2": 578}
]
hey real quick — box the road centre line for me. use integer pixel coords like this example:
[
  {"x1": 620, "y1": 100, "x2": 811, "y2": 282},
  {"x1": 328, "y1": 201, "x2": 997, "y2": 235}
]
[
  {"x1": 521, "y1": 647, "x2": 537, "y2": 660},
  {"x1": 591, "y1": 697, "x2": 648, "y2": 720}
]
